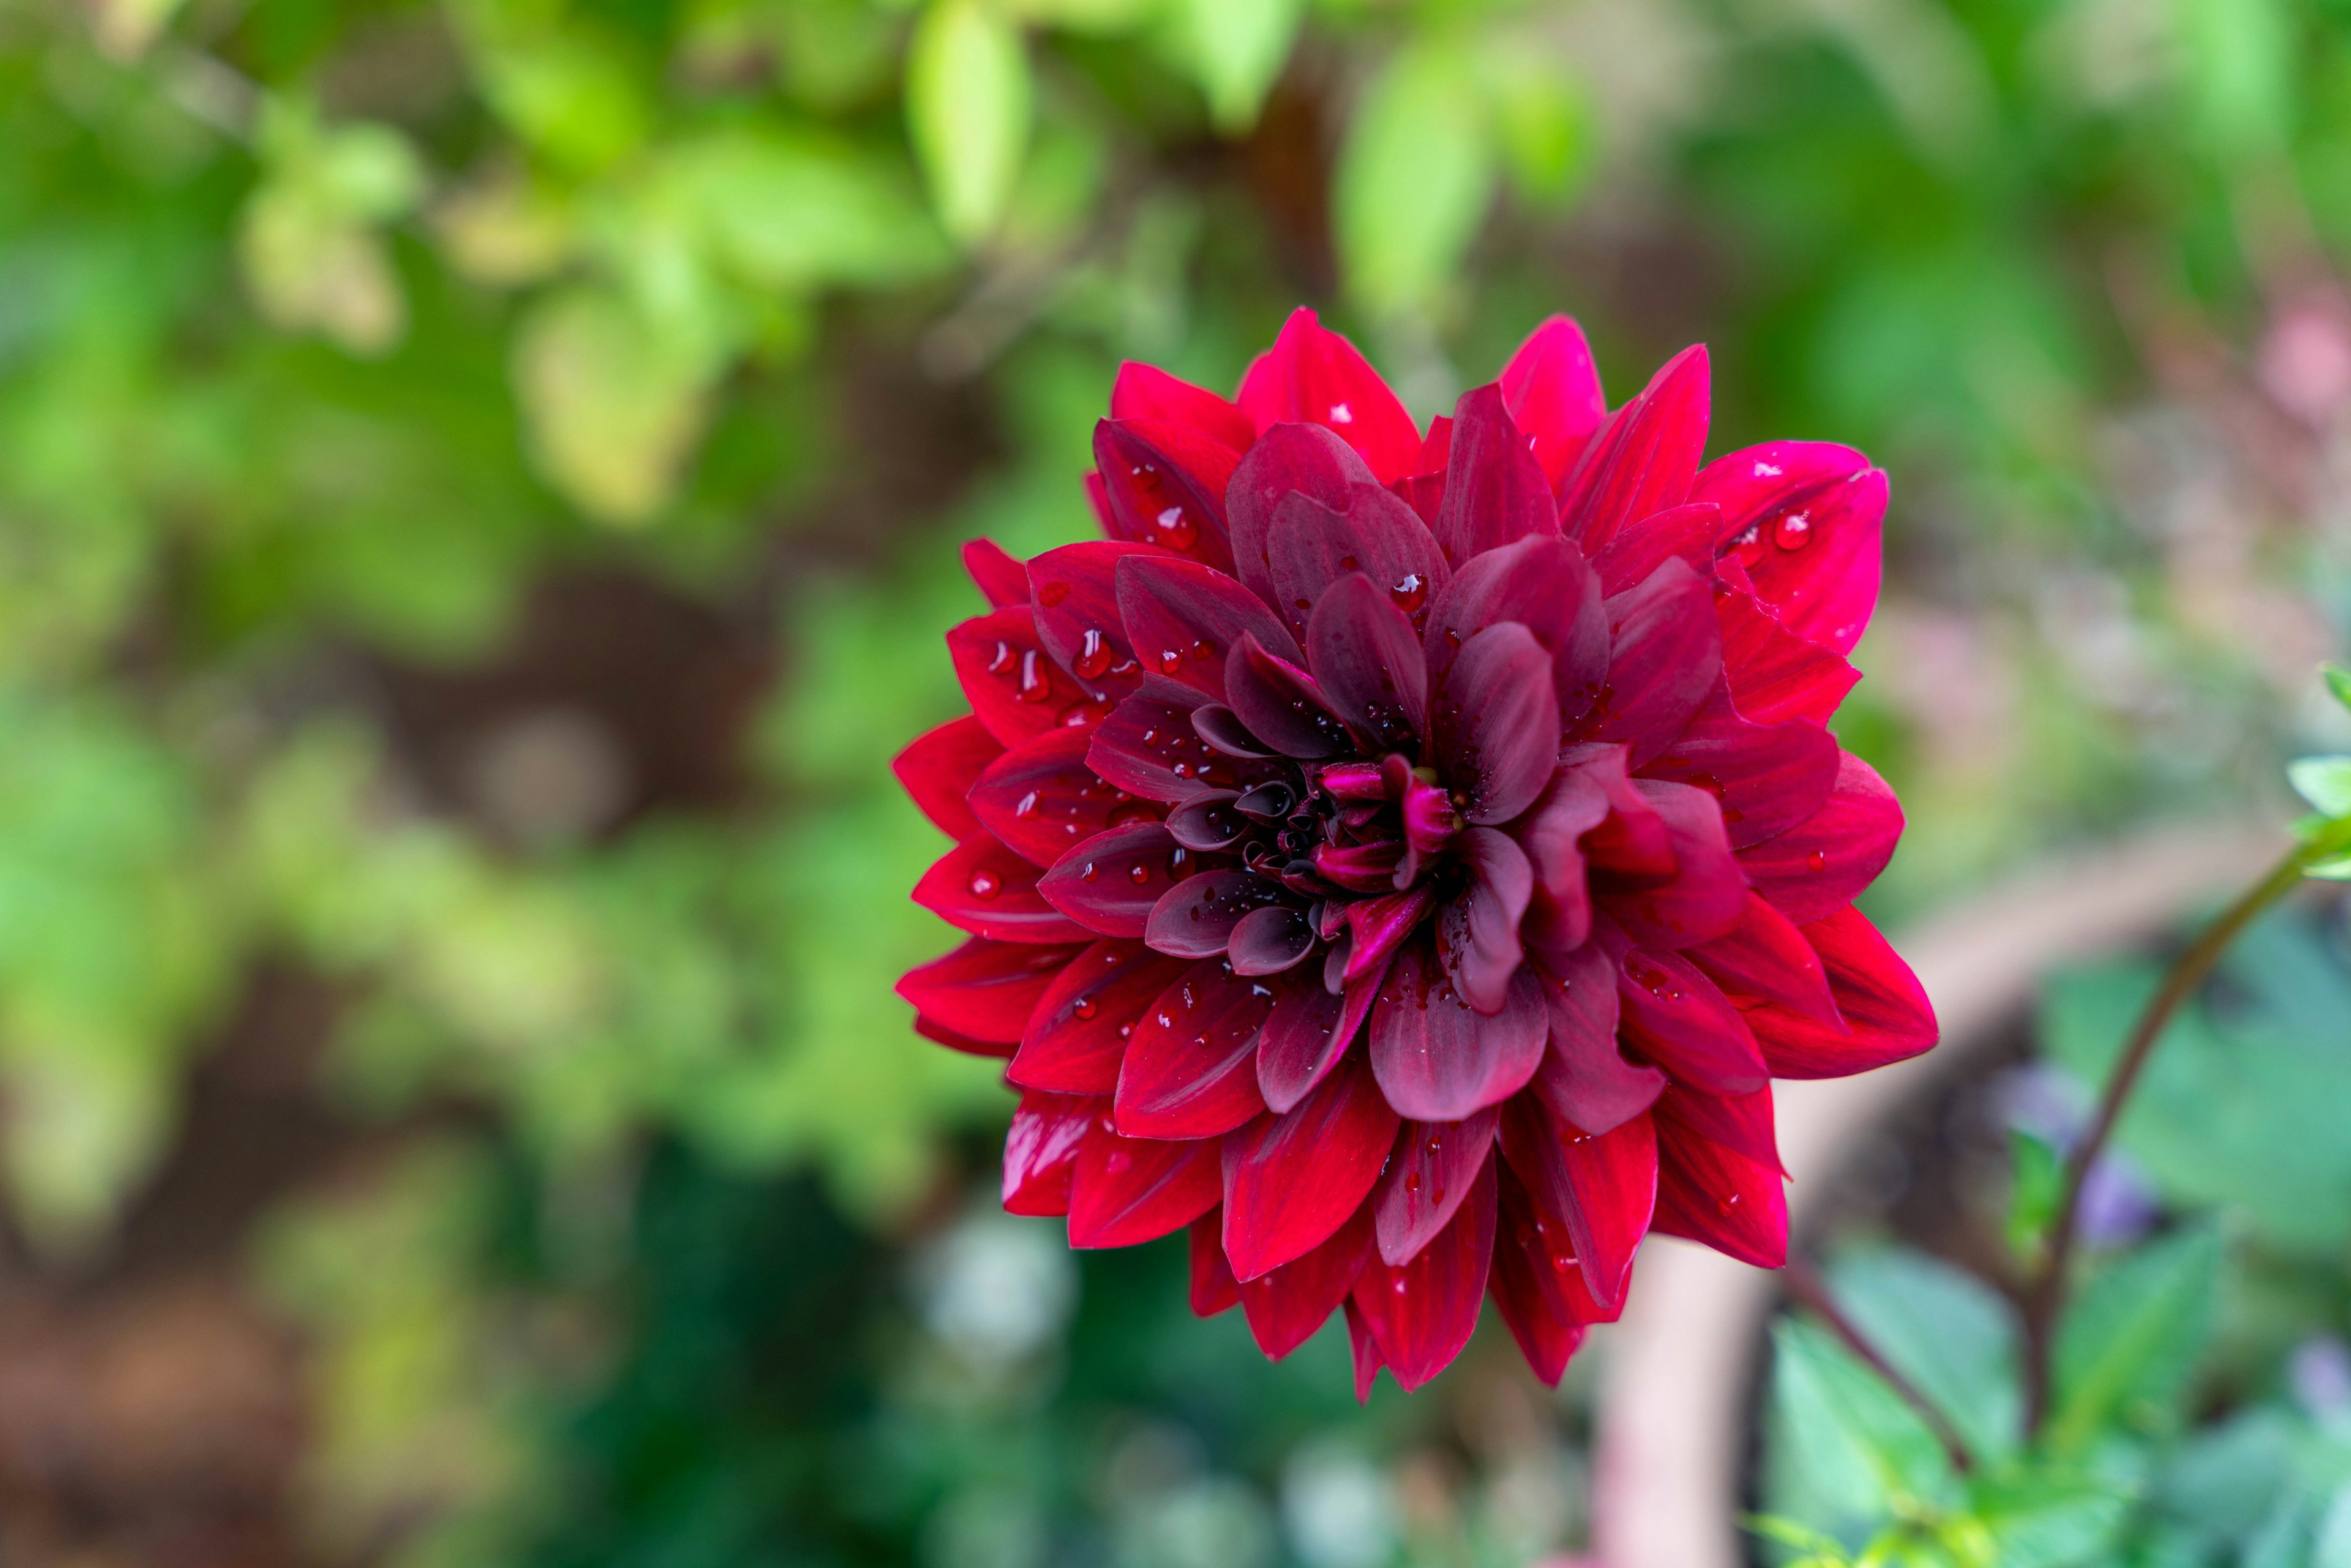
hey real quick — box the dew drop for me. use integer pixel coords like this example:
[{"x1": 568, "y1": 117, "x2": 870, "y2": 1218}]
[
  {"x1": 1389, "y1": 573, "x2": 1427, "y2": 613},
  {"x1": 1166, "y1": 847, "x2": 1191, "y2": 878},
  {"x1": 968, "y1": 869, "x2": 1002, "y2": 899},
  {"x1": 1189, "y1": 639, "x2": 1215, "y2": 663},
  {"x1": 1329, "y1": 402, "x2": 1354, "y2": 425},
  {"x1": 1074, "y1": 628, "x2": 1114, "y2": 679},
  {"x1": 1159, "y1": 648, "x2": 1185, "y2": 675},
  {"x1": 1081, "y1": 862, "x2": 1100, "y2": 883},
  {"x1": 1773, "y1": 510, "x2": 1813, "y2": 550},
  {"x1": 1154, "y1": 506, "x2": 1199, "y2": 550},
  {"x1": 1014, "y1": 790, "x2": 1040, "y2": 818},
  {"x1": 1072, "y1": 996, "x2": 1097, "y2": 1021},
  {"x1": 1015, "y1": 649, "x2": 1052, "y2": 703},
  {"x1": 1129, "y1": 862, "x2": 1153, "y2": 885},
  {"x1": 987, "y1": 639, "x2": 1015, "y2": 674},
  {"x1": 1404, "y1": 1171, "x2": 1421, "y2": 1195},
  {"x1": 1716, "y1": 1191, "x2": 1742, "y2": 1217},
  {"x1": 1806, "y1": 849, "x2": 1828, "y2": 872},
  {"x1": 1118, "y1": 1021, "x2": 1134, "y2": 1040}
]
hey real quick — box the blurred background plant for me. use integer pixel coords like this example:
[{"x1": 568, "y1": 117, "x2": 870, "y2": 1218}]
[{"x1": 1, "y1": 0, "x2": 2349, "y2": 1561}]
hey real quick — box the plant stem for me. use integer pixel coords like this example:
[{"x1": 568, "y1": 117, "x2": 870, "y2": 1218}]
[
  {"x1": 1783, "y1": 1255, "x2": 1976, "y2": 1476},
  {"x1": 2018, "y1": 835, "x2": 2331, "y2": 1435}
]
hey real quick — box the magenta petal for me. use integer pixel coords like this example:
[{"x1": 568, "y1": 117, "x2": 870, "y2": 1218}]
[
  {"x1": 947, "y1": 607, "x2": 1093, "y2": 748},
  {"x1": 1038, "y1": 820, "x2": 1190, "y2": 936},
  {"x1": 1091, "y1": 419, "x2": 1239, "y2": 571},
  {"x1": 1557, "y1": 344, "x2": 1710, "y2": 553},
  {"x1": 1638, "y1": 681, "x2": 1840, "y2": 850},
  {"x1": 1144, "y1": 868, "x2": 1286, "y2": 959},
  {"x1": 1433, "y1": 383, "x2": 1556, "y2": 565},
  {"x1": 1590, "y1": 501, "x2": 1722, "y2": 598},
  {"x1": 896, "y1": 936, "x2": 1082, "y2": 1045},
  {"x1": 962, "y1": 537, "x2": 1032, "y2": 608},
  {"x1": 1746, "y1": 906, "x2": 1936, "y2": 1078},
  {"x1": 1498, "y1": 1095, "x2": 1656, "y2": 1310},
  {"x1": 1590, "y1": 779, "x2": 1747, "y2": 950},
  {"x1": 1531, "y1": 944, "x2": 1665, "y2": 1135},
  {"x1": 1314, "y1": 837, "x2": 1408, "y2": 894},
  {"x1": 1188, "y1": 1208, "x2": 1241, "y2": 1316},
  {"x1": 1256, "y1": 957, "x2": 1387, "y2": 1112},
  {"x1": 1585, "y1": 559, "x2": 1720, "y2": 766},
  {"x1": 1370, "y1": 939, "x2": 1547, "y2": 1120},
  {"x1": 1235, "y1": 307, "x2": 1423, "y2": 483},
  {"x1": 1222, "y1": 1056, "x2": 1400, "y2": 1279},
  {"x1": 1027, "y1": 540, "x2": 1160, "y2": 707},
  {"x1": 1266, "y1": 483, "x2": 1449, "y2": 647},
  {"x1": 1114, "y1": 554, "x2": 1302, "y2": 700},
  {"x1": 1433, "y1": 622, "x2": 1558, "y2": 825},
  {"x1": 1695, "y1": 441, "x2": 1886, "y2": 654},
  {"x1": 1489, "y1": 1161, "x2": 1594, "y2": 1386},
  {"x1": 1164, "y1": 790, "x2": 1250, "y2": 852},
  {"x1": 1514, "y1": 765, "x2": 1606, "y2": 955},
  {"x1": 1436, "y1": 826, "x2": 1532, "y2": 1013},
  {"x1": 1608, "y1": 934, "x2": 1768, "y2": 1096},
  {"x1": 1307, "y1": 573, "x2": 1428, "y2": 752},
  {"x1": 1089, "y1": 677, "x2": 1280, "y2": 804},
  {"x1": 1737, "y1": 752, "x2": 1903, "y2": 925},
  {"x1": 915, "y1": 837, "x2": 1093, "y2": 943},
  {"x1": 1351, "y1": 1155, "x2": 1496, "y2": 1390},
  {"x1": 1499, "y1": 314, "x2": 1607, "y2": 489},
  {"x1": 1659, "y1": 1082, "x2": 1783, "y2": 1175},
  {"x1": 1686, "y1": 892, "x2": 1842, "y2": 1026},
  {"x1": 1570, "y1": 743, "x2": 1675, "y2": 884},
  {"x1": 1011, "y1": 939, "x2": 1190, "y2": 1093},
  {"x1": 893, "y1": 715, "x2": 1003, "y2": 842},
  {"x1": 915, "y1": 1015, "x2": 1011, "y2": 1059},
  {"x1": 1003, "y1": 1089, "x2": 1097, "y2": 1216},
  {"x1": 1237, "y1": 1204, "x2": 1374, "y2": 1359},
  {"x1": 1421, "y1": 534, "x2": 1607, "y2": 718},
  {"x1": 1373, "y1": 1106, "x2": 1501, "y2": 1266},
  {"x1": 1111, "y1": 360, "x2": 1254, "y2": 451},
  {"x1": 1343, "y1": 885, "x2": 1436, "y2": 983},
  {"x1": 1717, "y1": 588, "x2": 1860, "y2": 726},
  {"x1": 1650, "y1": 1096, "x2": 1787, "y2": 1268},
  {"x1": 969, "y1": 727, "x2": 1146, "y2": 867},
  {"x1": 1115, "y1": 958, "x2": 1278, "y2": 1138},
  {"x1": 1229, "y1": 421, "x2": 1379, "y2": 609},
  {"x1": 1228, "y1": 905, "x2": 1316, "y2": 976},
  {"x1": 1223, "y1": 635, "x2": 1354, "y2": 758},
  {"x1": 1190, "y1": 704, "x2": 1275, "y2": 759},
  {"x1": 1068, "y1": 1120, "x2": 1222, "y2": 1247}
]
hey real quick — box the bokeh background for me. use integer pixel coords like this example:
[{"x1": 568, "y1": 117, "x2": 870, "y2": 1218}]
[{"x1": 2, "y1": 0, "x2": 2350, "y2": 1562}]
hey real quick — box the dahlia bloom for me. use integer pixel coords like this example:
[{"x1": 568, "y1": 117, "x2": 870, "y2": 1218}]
[{"x1": 895, "y1": 309, "x2": 1935, "y2": 1394}]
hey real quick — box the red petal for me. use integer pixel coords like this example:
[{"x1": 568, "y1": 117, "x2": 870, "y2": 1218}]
[
  {"x1": 1068, "y1": 1119, "x2": 1222, "y2": 1247},
  {"x1": 1659, "y1": 1081, "x2": 1783, "y2": 1174},
  {"x1": 1638, "y1": 680, "x2": 1840, "y2": 850},
  {"x1": 1499, "y1": 315, "x2": 1607, "y2": 489},
  {"x1": 967, "y1": 726, "x2": 1142, "y2": 868},
  {"x1": 1608, "y1": 932, "x2": 1768, "y2": 1097},
  {"x1": 1221, "y1": 1056, "x2": 1399, "y2": 1280},
  {"x1": 893, "y1": 715, "x2": 1003, "y2": 842},
  {"x1": 1498, "y1": 1095, "x2": 1656, "y2": 1310},
  {"x1": 1717, "y1": 588, "x2": 1859, "y2": 726},
  {"x1": 1490, "y1": 1161, "x2": 1596, "y2": 1386},
  {"x1": 1228, "y1": 904, "x2": 1316, "y2": 976},
  {"x1": 1004, "y1": 1089, "x2": 1097, "y2": 1215},
  {"x1": 1530, "y1": 944, "x2": 1665, "y2": 1135},
  {"x1": 1010, "y1": 938, "x2": 1190, "y2": 1093},
  {"x1": 1237, "y1": 1202, "x2": 1376, "y2": 1359},
  {"x1": 1087, "y1": 677, "x2": 1281, "y2": 803},
  {"x1": 1695, "y1": 441, "x2": 1885, "y2": 654},
  {"x1": 1236, "y1": 307, "x2": 1422, "y2": 483},
  {"x1": 1350, "y1": 1154, "x2": 1496, "y2": 1390},
  {"x1": 1267, "y1": 484, "x2": 1449, "y2": 648},
  {"x1": 1115, "y1": 554, "x2": 1302, "y2": 700},
  {"x1": 1307, "y1": 572, "x2": 1428, "y2": 752},
  {"x1": 1230, "y1": 421, "x2": 1380, "y2": 610},
  {"x1": 1433, "y1": 622, "x2": 1558, "y2": 825},
  {"x1": 1344, "y1": 1297, "x2": 1387, "y2": 1401},
  {"x1": 1590, "y1": 501, "x2": 1722, "y2": 598},
  {"x1": 1370, "y1": 939, "x2": 1547, "y2": 1121},
  {"x1": 1112, "y1": 361, "x2": 1254, "y2": 451},
  {"x1": 1687, "y1": 892, "x2": 1840, "y2": 1025},
  {"x1": 963, "y1": 538, "x2": 1032, "y2": 608},
  {"x1": 1092, "y1": 419, "x2": 1239, "y2": 571},
  {"x1": 897, "y1": 936, "x2": 1081, "y2": 1043},
  {"x1": 1422, "y1": 535, "x2": 1607, "y2": 720},
  {"x1": 1651, "y1": 1094, "x2": 1787, "y2": 1267},
  {"x1": 1028, "y1": 540, "x2": 1165, "y2": 707},
  {"x1": 914, "y1": 1016, "x2": 1008, "y2": 1057},
  {"x1": 1223, "y1": 635, "x2": 1353, "y2": 757},
  {"x1": 1591, "y1": 779, "x2": 1748, "y2": 950},
  {"x1": 1746, "y1": 906, "x2": 1936, "y2": 1078},
  {"x1": 1038, "y1": 821, "x2": 1190, "y2": 937},
  {"x1": 1114, "y1": 958, "x2": 1278, "y2": 1138},
  {"x1": 1585, "y1": 560, "x2": 1720, "y2": 767},
  {"x1": 1558, "y1": 345, "x2": 1710, "y2": 552},
  {"x1": 1188, "y1": 1207, "x2": 1242, "y2": 1316},
  {"x1": 1738, "y1": 752, "x2": 1904, "y2": 925},
  {"x1": 947, "y1": 607, "x2": 1096, "y2": 747},
  {"x1": 1373, "y1": 1106, "x2": 1501, "y2": 1266},
  {"x1": 1144, "y1": 868, "x2": 1288, "y2": 960},
  {"x1": 1433, "y1": 383, "x2": 1556, "y2": 565},
  {"x1": 1515, "y1": 764, "x2": 1608, "y2": 955},
  {"x1": 913, "y1": 837, "x2": 1093, "y2": 943},
  {"x1": 1436, "y1": 826, "x2": 1533, "y2": 1013},
  {"x1": 1256, "y1": 958, "x2": 1387, "y2": 1112}
]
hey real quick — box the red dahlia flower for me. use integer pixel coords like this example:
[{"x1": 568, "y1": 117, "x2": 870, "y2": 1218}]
[{"x1": 894, "y1": 309, "x2": 1937, "y2": 1394}]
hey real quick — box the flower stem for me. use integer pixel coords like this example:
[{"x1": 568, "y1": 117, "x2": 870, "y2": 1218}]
[
  {"x1": 2018, "y1": 831, "x2": 2339, "y2": 1435},
  {"x1": 1783, "y1": 1255, "x2": 1976, "y2": 1475}
]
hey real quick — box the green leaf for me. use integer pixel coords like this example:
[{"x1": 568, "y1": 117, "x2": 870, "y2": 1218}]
[
  {"x1": 511, "y1": 287, "x2": 713, "y2": 525},
  {"x1": 1169, "y1": 0, "x2": 1302, "y2": 133},
  {"x1": 2323, "y1": 664, "x2": 2351, "y2": 715},
  {"x1": 664, "y1": 128, "x2": 951, "y2": 290},
  {"x1": 1483, "y1": 43, "x2": 1593, "y2": 210},
  {"x1": 1965, "y1": 1474, "x2": 2131, "y2": 1568},
  {"x1": 1333, "y1": 39, "x2": 1495, "y2": 322},
  {"x1": 1828, "y1": 1248, "x2": 2023, "y2": 1463},
  {"x1": 906, "y1": 0, "x2": 1033, "y2": 245},
  {"x1": 2005, "y1": 1129, "x2": 2061, "y2": 1266},
  {"x1": 2290, "y1": 756, "x2": 2351, "y2": 818},
  {"x1": 478, "y1": 33, "x2": 651, "y2": 174},
  {"x1": 2048, "y1": 1226, "x2": 2222, "y2": 1452},
  {"x1": 1769, "y1": 1319, "x2": 1959, "y2": 1526}
]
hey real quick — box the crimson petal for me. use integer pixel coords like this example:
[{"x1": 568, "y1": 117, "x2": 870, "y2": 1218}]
[
  {"x1": 1421, "y1": 534, "x2": 1607, "y2": 719},
  {"x1": 1112, "y1": 361, "x2": 1254, "y2": 451},
  {"x1": 1256, "y1": 957, "x2": 1388, "y2": 1112},
  {"x1": 1370, "y1": 939, "x2": 1547, "y2": 1120},
  {"x1": 1515, "y1": 765, "x2": 1608, "y2": 955},
  {"x1": 1144, "y1": 868, "x2": 1288, "y2": 959},
  {"x1": 1607, "y1": 932, "x2": 1768, "y2": 1097},
  {"x1": 1188, "y1": 1208, "x2": 1242, "y2": 1316},
  {"x1": 1092, "y1": 419, "x2": 1239, "y2": 570},
  {"x1": 1349, "y1": 1155, "x2": 1496, "y2": 1391},
  {"x1": 1229, "y1": 421, "x2": 1379, "y2": 609},
  {"x1": 914, "y1": 838, "x2": 1092, "y2": 943},
  {"x1": 1531, "y1": 944, "x2": 1665, "y2": 1135},
  {"x1": 896, "y1": 936, "x2": 1081, "y2": 1045},
  {"x1": 1557, "y1": 344, "x2": 1710, "y2": 553},
  {"x1": 1687, "y1": 892, "x2": 1841, "y2": 1026},
  {"x1": 1038, "y1": 820, "x2": 1189, "y2": 937},
  {"x1": 1498, "y1": 1095, "x2": 1656, "y2": 1309},
  {"x1": 1746, "y1": 906, "x2": 1936, "y2": 1078},
  {"x1": 1651, "y1": 1095, "x2": 1788, "y2": 1267},
  {"x1": 1433, "y1": 383, "x2": 1555, "y2": 564},
  {"x1": 1222, "y1": 1056, "x2": 1400, "y2": 1279},
  {"x1": 1659, "y1": 1082, "x2": 1783, "y2": 1174},
  {"x1": 894, "y1": 715, "x2": 1002, "y2": 842},
  {"x1": 1004, "y1": 1089, "x2": 1097, "y2": 1215},
  {"x1": 1590, "y1": 501, "x2": 1722, "y2": 598},
  {"x1": 1114, "y1": 958, "x2": 1278, "y2": 1138},
  {"x1": 1116, "y1": 555, "x2": 1302, "y2": 700},
  {"x1": 1737, "y1": 752, "x2": 1903, "y2": 924},
  {"x1": 1224, "y1": 635, "x2": 1354, "y2": 758},
  {"x1": 1238, "y1": 1204, "x2": 1375, "y2": 1359},
  {"x1": 1695, "y1": 441, "x2": 1885, "y2": 654},
  {"x1": 1235, "y1": 307, "x2": 1423, "y2": 482},
  {"x1": 1307, "y1": 573, "x2": 1428, "y2": 752},
  {"x1": 1088, "y1": 677, "x2": 1277, "y2": 803},
  {"x1": 970, "y1": 727, "x2": 1150, "y2": 867},
  {"x1": 1229, "y1": 904, "x2": 1316, "y2": 976},
  {"x1": 947, "y1": 607, "x2": 1092, "y2": 746},
  {"x1": 1436, "y1": 826, "x2": 1532, "y2": 1013},
  {"x1": 962, "y1": 538, "x2": 1031, "y2": 607},
  {"x1": 1344, "y1": 1299, "x2": 1387, "y2": 1401},
  {"x1": 1499, "y1": 314, "x2": 1607, "y2": 489},
  {"x1": 1010, "y1": 939, "x2": 1190, "y2": 1093},
  {"x1": 915, "y1": 1016, "x2": 1005, "y2": 1057},
  {"x1": 1267, "y1": 484, "x2": 1449, "y2": 647},
  {"x1": 1489, "y1": 1160, "x2": 1595, "y2": 1386},
  {"x1": 1638, "y1": 681, "x2": 1840, "y2": 850},
  {"x1": 1585, "y1": 559, "x2": 1720, "y2": 767},
  {"x1": 1067, "y1": 1119, "x2": 1221, "y2": 1247},
  {"x1": 1590, "y1": 779, "x2": 1748, "y2": 949},
  {"x1": 1717, "y1": 587, "x2": 1859, "y2": 726},
  {"x1": 1433, "y1": 622, "x2": 1557, "y2": 825},
  {"x1": 1028, "y1": 541, "x2": 1160, "y2": 707},
  {"x1": 1373, "y1": 1107, "x2": 1501, "y2": 1266}
]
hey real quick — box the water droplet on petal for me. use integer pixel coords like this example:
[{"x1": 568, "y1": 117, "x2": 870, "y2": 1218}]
[
  {"x1": 1154, "y1": 506, "x2": 1198, "y2": 550},
  {"x1": 1072, "y1": 996, "x2": 1097, "y2": 1020},
  {"x1": 1129, "y1": 862, "x2": 1152, "y2": 885},
  {"x1": 1159, "y1": 648, "x2": 1185, "y2": 674},
  {"x1": 1014, "y1": 790, "x2": 1040, "y2": 818},
  {"x1": 1389, "y1": 573, "x2": 1427, "y2": 613},
  {"x1": 1015, "y1": 649, "x2": 1052, "y2": 703},
  {"x1": 1074, "y1": 628, "x2": 1114, "y2": 679},
  {"x1": 969, "y1": 869, "x2": 1002, "y2": 899},
  {"x1": 1329, "y1": 402, "x2": 1354, "y2": 425},
  {"x1": 1773, "y1": 510, "x2": 1813, "y2": 550},
  {"x1": 1806, "y1": 849, "x2": 1828, "y2": 872}
]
